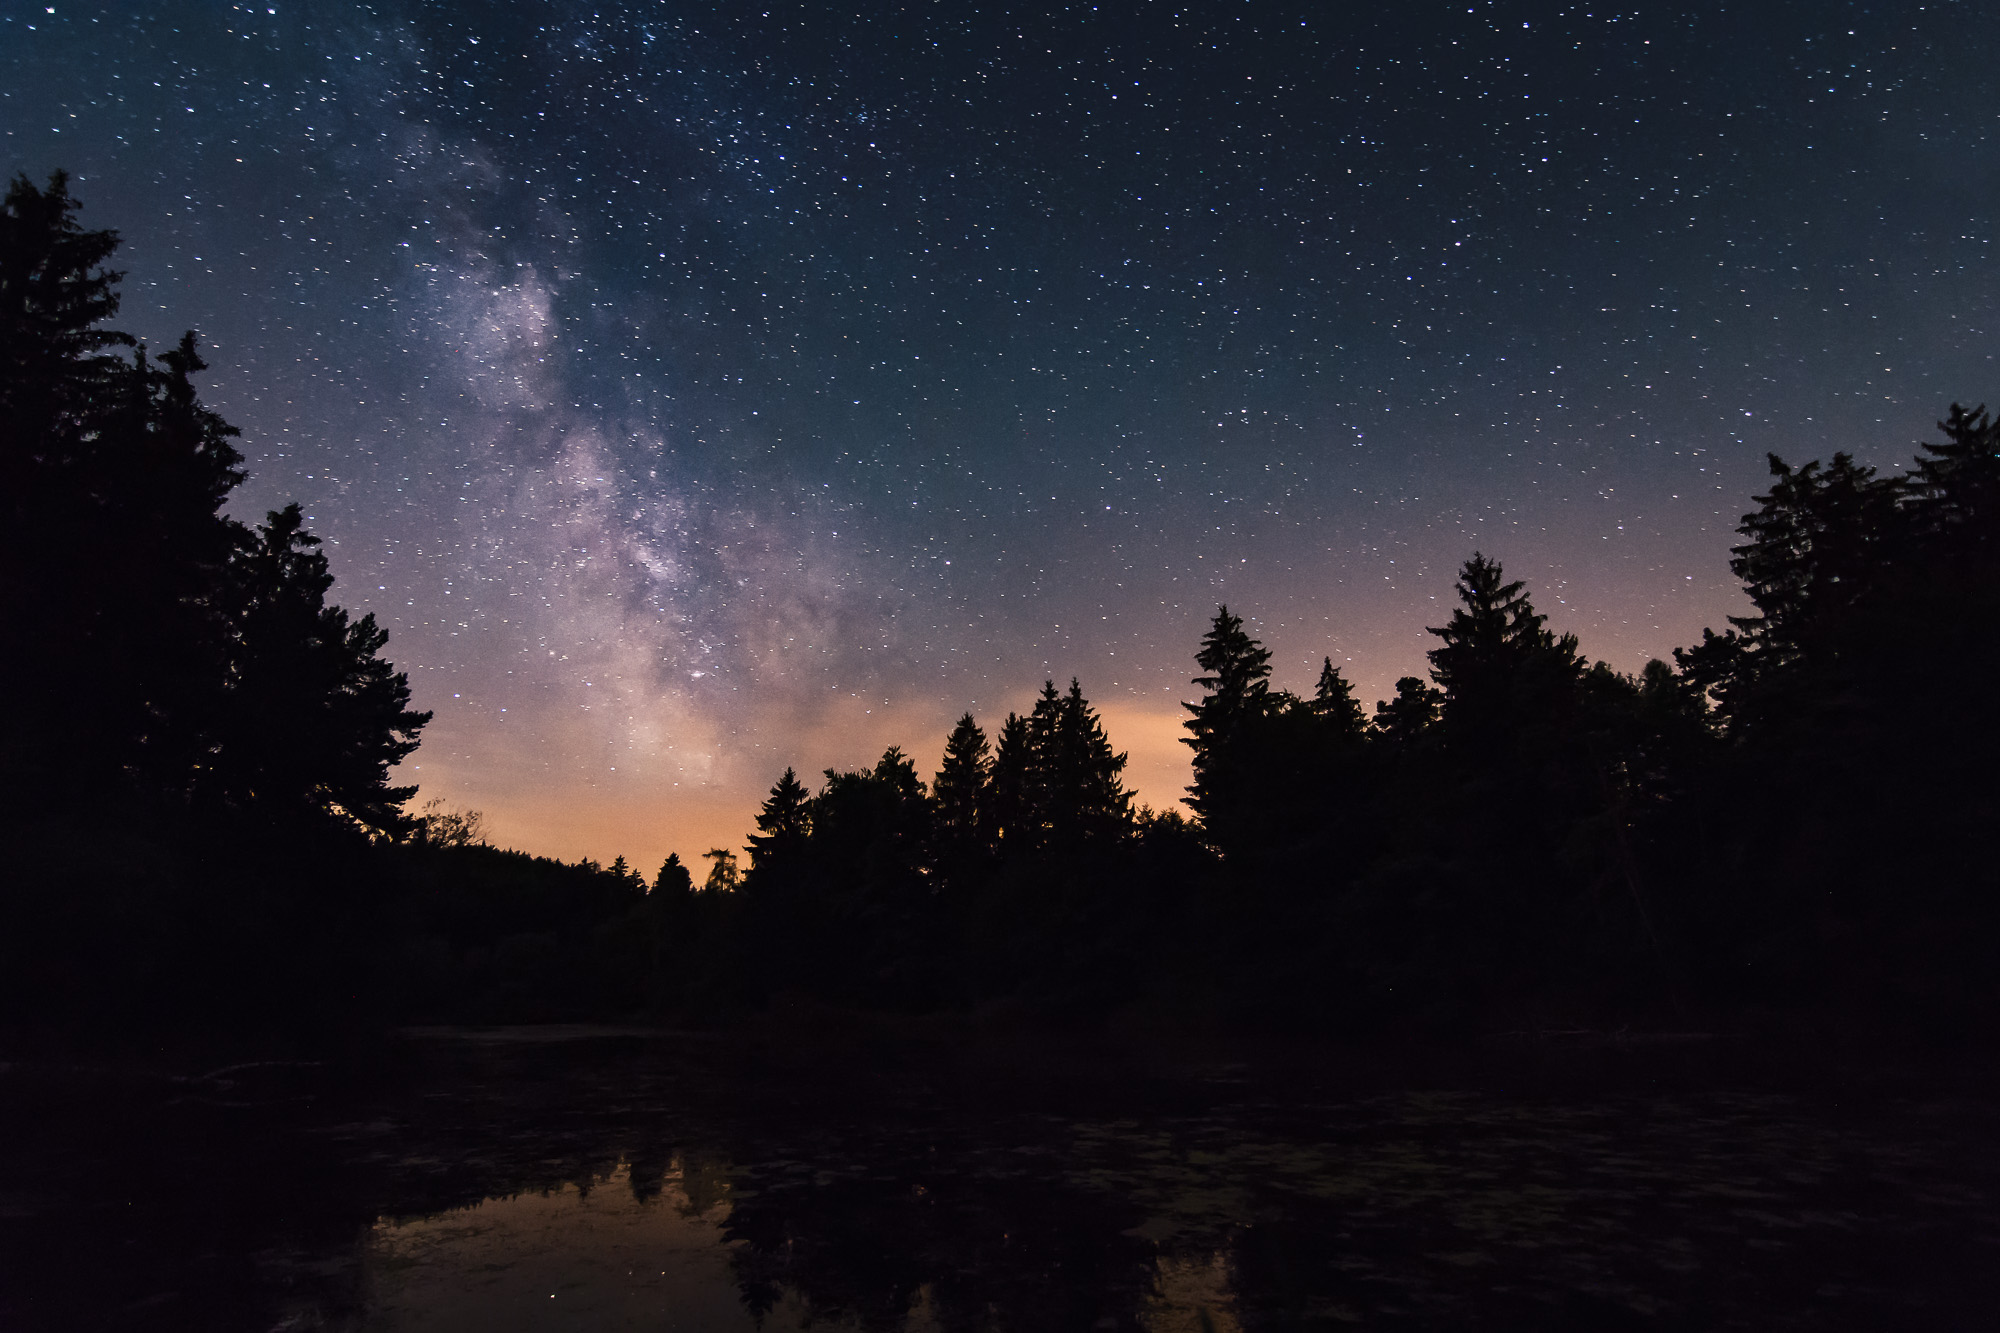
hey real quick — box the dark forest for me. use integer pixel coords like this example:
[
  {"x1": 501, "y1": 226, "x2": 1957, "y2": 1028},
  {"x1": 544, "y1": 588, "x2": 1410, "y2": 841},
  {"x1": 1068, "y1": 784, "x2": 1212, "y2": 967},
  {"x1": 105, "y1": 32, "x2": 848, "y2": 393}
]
[{"x1": 5, "y1": 172, "x2": 1997, "y2": 1046}]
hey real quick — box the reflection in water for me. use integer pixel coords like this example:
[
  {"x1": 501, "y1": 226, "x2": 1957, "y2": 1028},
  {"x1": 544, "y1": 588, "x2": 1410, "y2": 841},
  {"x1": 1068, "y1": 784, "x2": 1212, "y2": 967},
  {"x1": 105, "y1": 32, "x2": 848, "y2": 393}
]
[
  {"x1": 343, "y1": 1080, "x2": 1999, "y2": 1331},
  {"x1": 363, "y1": 1158, "x2": 804, "y2": 1332},
  {"x1": 1142, "y1": 1251, "x2": 1241, "y2": 1333},
  {"x1": 362, "y1": 1154, "x2": 1253, "y2": 1333},
  {"x1": 6, "y1": 1035, "x2": 1998, "y2": 1331}
]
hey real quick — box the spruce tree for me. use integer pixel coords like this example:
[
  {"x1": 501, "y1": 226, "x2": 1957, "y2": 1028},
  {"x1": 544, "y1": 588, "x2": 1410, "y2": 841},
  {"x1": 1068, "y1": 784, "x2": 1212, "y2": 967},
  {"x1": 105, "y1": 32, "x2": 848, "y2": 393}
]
[
  {"x1": 1907, "y1": 403, "x2": 2000, "y2": 541},
  {"x1": 1311, "y1": 656, "x2": 1368, "y2": 739},
  {"x1": 1730, "y1": 454, "x2": 1898, "y2": 651},
  {"x1": 0, "y1": 173, "x2": 430, "y2": 830},
  {"x1": 746, "y1": 766, "x2": 813, "y2": 874},
  {"x1": 212, "y1": 504, "x2": 430, "y2": 834},
  {"x1": 983, "y1": 683, "x2": 1132, "y2": 856},
  {"x1": 988, "y1": 711, "x2": 1038, "y2": 854},
  {"x1": 1680, "y1": 454, "x2": 1901, "y2": 733},
  {"x1": 931, "y1": 713, "x2": 992, "y2": 863},
  {"x1": 1182, "y1": 606, "x2": 1278, "y2": 838},
  {"x1": 0, "y1": 170, "x2": 131, "y2": 463},
  {"x1": 1044, "y1": 679, "x2": 1133, "y2": 846},
  {"x1": 2, "y1": 177, "x2": 243, "y2": 801},
  {"x1": 1026, "y1": 681, "x2": 1065, "y2": 836},
  {"x1": 1426, "y1": 553, "x2": 1581, "y2": 745}
]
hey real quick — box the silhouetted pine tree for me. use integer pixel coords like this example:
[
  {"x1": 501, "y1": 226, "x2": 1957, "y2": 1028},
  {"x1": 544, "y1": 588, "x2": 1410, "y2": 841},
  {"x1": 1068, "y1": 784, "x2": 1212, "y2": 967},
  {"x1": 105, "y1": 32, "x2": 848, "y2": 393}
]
[
  {"x1": 1182, "y1": 606, "x2": 1279, "y2": 852},
  {"x1": 81, "y1": 334, "x2": 249, "y2": 795},
  {"x1": 1678, "y1": 453, "x2": 1900, "y2": 738},
  {"x1": 746, "y1": 766, "x2": 813, "y2": 877},
  {"x1": 1898, "y1": 406, "x2": 2000, "y2": 748},
  {"x1": 1265, "y1": 656, "x2": 1374, "y2": 866},
  {"x1": 736, "y1": 770, "x2": 820, "y2": 1004},
  {"x1": 1906, "y1": 403, "x2": 1999, "y2": 543},
  {"x1": 987, "y1": 711, "x2": 1038, "y2": 855},
  {"x1": 1310, "y1": 657, "x2": 1367, "y2": 739},
  {"x1": 1734, "y1": 454, "x2": 1897, "y2": 635},
  {"x1": 0, "y1": 175, "x2": 457, "y2": 1034},
  {"x1": 1042, "y1": 679, "x2": 1133, "y2": 847},
  {"x1": 1426, "y1": 552, "x2": 1583, "y2": 750},
  {"x1": 1651, "y1": 420, "x2": 2000, "y2": 1019},
  {"x1": 1, "y1": 176, "x2": 245, "y2": 802},
  {"x1": 0, "y1": 170, "x2": 131, "y2": 464},
  {"x1": 1, "y1": 172, "x2": 428, "y2": 833},
  {"x1": 1025, "y1": 677, "x2": 1066, "y2": 818},
  {"x1": 931, "y1": 712, "x2": 992, "y2": 870},
  {"x1": 211, "y1": 504, "x2": 430, "y2": 834}
]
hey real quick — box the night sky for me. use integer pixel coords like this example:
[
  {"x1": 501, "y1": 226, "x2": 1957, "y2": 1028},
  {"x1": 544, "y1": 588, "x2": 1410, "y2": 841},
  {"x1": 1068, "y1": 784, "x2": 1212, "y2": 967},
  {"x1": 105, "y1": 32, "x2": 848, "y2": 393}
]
[{"x1": 7, "y1": 1, "x2": 1996, "y2": 869}]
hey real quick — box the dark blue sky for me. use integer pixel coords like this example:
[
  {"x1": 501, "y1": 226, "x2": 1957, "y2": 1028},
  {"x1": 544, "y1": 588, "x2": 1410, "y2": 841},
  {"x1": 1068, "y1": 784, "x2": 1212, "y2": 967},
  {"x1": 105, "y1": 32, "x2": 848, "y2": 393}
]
[{"x1": 8, "y1": 0, "x2": 1996, "y2": 864}]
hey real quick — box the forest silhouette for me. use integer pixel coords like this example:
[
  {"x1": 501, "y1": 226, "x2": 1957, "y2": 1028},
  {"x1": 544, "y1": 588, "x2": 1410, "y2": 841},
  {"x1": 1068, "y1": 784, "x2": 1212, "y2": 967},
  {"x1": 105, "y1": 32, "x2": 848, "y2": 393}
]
[{"x1": 5, "y1": 172, "x2": 1996, "y2": 1042}]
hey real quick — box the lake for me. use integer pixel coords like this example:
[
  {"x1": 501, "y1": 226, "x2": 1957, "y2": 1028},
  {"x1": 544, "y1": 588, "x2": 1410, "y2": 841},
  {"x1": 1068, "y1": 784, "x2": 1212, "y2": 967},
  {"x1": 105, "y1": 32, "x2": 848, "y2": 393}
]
[{"x1": 4, "y1": 1024, "x2": 1996, "y2": 1329}]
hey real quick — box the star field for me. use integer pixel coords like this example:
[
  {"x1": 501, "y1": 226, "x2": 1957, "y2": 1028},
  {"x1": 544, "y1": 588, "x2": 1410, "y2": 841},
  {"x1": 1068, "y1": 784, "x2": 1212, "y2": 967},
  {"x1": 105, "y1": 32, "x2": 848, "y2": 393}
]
[{"x1": 7, "y1": 0, "x2": 1996, "y2": 865}]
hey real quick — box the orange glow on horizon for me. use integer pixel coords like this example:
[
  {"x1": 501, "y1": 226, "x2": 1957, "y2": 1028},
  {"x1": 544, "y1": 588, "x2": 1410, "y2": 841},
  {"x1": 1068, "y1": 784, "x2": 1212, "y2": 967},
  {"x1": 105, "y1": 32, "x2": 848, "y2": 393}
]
[{"x1": 405, "y1": 687, "x2": 1201, "y2": 878}]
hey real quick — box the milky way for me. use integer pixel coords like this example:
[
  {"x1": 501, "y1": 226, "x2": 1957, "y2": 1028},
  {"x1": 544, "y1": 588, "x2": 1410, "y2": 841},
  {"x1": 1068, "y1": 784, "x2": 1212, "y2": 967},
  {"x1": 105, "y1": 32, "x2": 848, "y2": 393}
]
[{"x1": 8, "y1": 1, "x2": 1996, "y2": 867}]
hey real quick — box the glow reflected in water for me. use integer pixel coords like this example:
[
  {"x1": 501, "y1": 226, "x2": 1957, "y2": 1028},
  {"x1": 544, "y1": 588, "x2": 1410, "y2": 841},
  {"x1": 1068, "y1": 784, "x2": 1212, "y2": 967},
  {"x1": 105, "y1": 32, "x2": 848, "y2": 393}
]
[
  {"x1": 363, "y1": 1160, "x2": 789, "y2": 1331},
  {"x1": 361, "y1": 1155, "x2": 1244, "y2": 1332},
  {"x1": 11, "y1": 1039, "x2": 1991, "y2": 1330}
]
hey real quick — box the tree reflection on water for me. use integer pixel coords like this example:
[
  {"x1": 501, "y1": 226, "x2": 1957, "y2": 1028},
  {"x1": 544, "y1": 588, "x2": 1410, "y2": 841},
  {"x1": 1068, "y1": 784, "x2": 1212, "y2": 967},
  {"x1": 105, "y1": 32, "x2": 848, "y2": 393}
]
[
  {"x1": 364, "y1": 1148, "x2": 1240, "y2": 1333},
  {"x1": 4, "y1": 1031, "x2": 1997, "y2": 1330},
  {"x1": 364, "y1": 1160, "x2": 766, "y2": 1332}
]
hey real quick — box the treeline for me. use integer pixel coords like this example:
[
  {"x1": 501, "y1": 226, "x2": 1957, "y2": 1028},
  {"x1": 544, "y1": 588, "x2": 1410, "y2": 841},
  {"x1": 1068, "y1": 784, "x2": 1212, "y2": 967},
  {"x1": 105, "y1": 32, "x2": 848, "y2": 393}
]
[
  {"x1": 646, "y1": 420, "x2": 2000, "y2": 1035},
  {"x1": 5, "y1": 172, "x2": 1995, "y2": 1041},
  {"x1": 594, "y1": 409, "x2": 1999, "y2": 1034}
]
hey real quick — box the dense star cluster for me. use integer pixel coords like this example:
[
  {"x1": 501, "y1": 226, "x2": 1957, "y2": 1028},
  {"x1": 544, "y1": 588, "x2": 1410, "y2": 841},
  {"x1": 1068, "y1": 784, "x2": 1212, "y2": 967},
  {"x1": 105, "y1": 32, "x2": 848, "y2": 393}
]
[{"x1": 6, "y1": 1, "x2": 1995, "y2": 864}]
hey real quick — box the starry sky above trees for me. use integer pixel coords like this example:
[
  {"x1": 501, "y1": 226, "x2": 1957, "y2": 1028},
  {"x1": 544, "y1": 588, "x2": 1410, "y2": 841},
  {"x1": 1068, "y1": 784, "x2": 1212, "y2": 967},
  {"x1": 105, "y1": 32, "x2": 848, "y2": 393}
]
[{"x1": 6, "y1": 1, "x2": 1996, "y2": 867}]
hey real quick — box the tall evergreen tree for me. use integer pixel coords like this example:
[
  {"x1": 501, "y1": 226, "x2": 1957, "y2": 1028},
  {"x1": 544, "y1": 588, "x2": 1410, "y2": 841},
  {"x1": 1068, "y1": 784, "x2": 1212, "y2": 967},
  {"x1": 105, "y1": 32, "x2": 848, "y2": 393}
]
[
  {"x1": 0, "y1": 170, "x2": 131, "y2": 464},
  {"x1": 746, "y1": 766, "x2": 813, "y2": 875},
  {"x1": 211, "y1": 504, "x2": 430, "y2": 834},
  {"x1": 1663, "y1": 414, "x2": 2000, "y2": 1017},
  {"x1": 931, "y1": 713, "x2": 992, "y2": 864},
  {"x1": 987, "y1": 711, "x2": 1038, "y2": 854},
  {"x1": 1731, "y1": 454, "x2": 1898, "y2": 646},
  {"x1": 1907, "y1": 403, "x2": 2000, "y2": 540},
  {"x1": 1, "y1": 173, "x2": 429, "y2": 829},
  {"x1": 1042, "y1": 679, "x2": 1133, "y2": 847},
  {"x1": 2, "y1": 177, "x2": 245, "y2": 801},
  {"x1": 1678, "y1": 453, "x2": 1900, "y2": 732},
  {"x1": 1310, "y1": 657, "x2": 1368, "y2": 739},
  {"x1": 995, "y1": 684, "x2": 1069, "y2": 854},
  {"x1": 73, "y1": 334, "x2": 247, "y2": 794},
  {"x1": 1182, "y1": 606, "x2": 1278, "y2": 839},
  {"x1": 983, "y1": 683, "x2": 1133, "y2": 856},
  {"x1": 1426, "y1": 552, "x2": 1582, "y2": 746}
]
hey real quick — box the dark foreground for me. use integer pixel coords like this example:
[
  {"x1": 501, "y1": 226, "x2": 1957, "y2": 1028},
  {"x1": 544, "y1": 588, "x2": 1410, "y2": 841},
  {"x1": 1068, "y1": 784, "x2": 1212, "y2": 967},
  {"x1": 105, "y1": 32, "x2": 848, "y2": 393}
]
[{"x1": 3, "y1": 1024, "x2": 1997, "y2": 1331}]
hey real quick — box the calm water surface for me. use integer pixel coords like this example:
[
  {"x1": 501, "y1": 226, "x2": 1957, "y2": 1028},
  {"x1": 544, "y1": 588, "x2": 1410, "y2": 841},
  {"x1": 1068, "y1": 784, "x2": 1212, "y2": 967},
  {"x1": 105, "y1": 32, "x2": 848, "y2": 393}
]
[{"x1": 5, "y1": 1028, "x2": 1997, "y2": 1330}]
